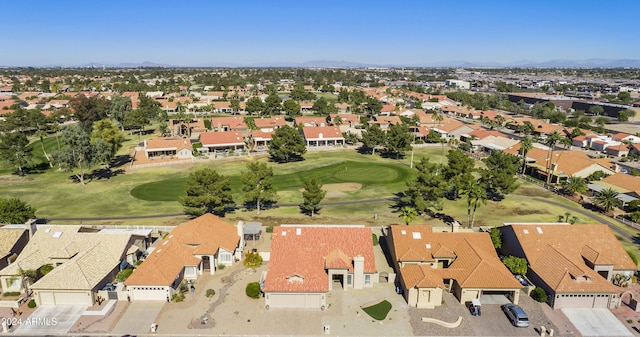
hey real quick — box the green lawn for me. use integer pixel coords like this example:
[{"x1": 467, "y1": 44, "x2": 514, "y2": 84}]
[{"x1": 362, "y1": 300, "x2": 392, "y2": 320}]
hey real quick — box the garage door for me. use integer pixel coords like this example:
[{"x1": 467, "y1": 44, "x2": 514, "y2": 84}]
[
  {"x1": 38, "y1": 291, "x2": 55, "y2": 306},
  {"x1": 131, "y1": 287, "x2": 169, "y2": 301},
  {"x1": 54, "y1": 292, "x2": 91, "y2": 306},
  {"x1": 268, "y1": 293, "x2": 322, "y2": 309},
  {"x1": 555, "y1": 295, "x2": 598, "y2": 308}
]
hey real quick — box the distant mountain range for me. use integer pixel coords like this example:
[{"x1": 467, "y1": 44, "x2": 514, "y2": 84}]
[{"x1": 3, "y1": 59, "x2": 640, "y2": 68}]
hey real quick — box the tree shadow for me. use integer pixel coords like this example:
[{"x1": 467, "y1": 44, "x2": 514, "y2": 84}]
[
  {"x1": 23, "y1": 162, "x2": 52, "y2": 175},
  {"x1": 88, "y1": 168, "x2": 126, "y2": 181},
  {"x1": 356, "y1": 146, "x2": 375, "y2": 155},
  {"x1": 110, "y1": 154, "x2": 132, "y2": 169}
]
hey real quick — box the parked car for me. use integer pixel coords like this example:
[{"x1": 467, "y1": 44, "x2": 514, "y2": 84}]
[{"x1": 502, "y1": 303, "x2": 529, "y2": 327}]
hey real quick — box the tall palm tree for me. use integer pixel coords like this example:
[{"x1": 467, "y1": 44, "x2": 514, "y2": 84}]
[
  {"x1": 519, "y1": 136, "x2": 533, "y2": 174},
  {"x1": 562, "y1": 176, "x2": 588, "y2": 197},
  {"x1": 495, "y1": 114, "x2": 506, "y2": 129},
  {"x1": 545, "y1": 131, "x2": 562, "y2": 185},
  {"x1": 463, "y1": 180, "x2": 488, "y2": 229},
  {"x1": 594, "y1": 188, "x2": 622, "y2": 214}
]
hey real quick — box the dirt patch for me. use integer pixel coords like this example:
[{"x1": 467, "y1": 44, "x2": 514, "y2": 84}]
[
  {"x1": 516, "y1": 186, "x2": 553, "y2": 198},
  {"x1": 512, "y1": 207, "x2": 546, "y2": 216},
  {"x1": 322, "y1": 182, "x2": 362, "y2": 192}
]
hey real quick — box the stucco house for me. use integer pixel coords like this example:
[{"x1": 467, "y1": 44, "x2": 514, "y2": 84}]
[
  {"x1": 499, "y1": 223, "x2": 636, "y2": 308},
  {"x1": 387, "y1": 225, "x2": 522, "y2": 309},
  {"x1": 143, "y1": 137, "x2": 193, "y2": 159},
  {"x1": 0, "y1": 225, "x2": 147, "y2": 306},
  {"x1": 262, "y1": 225, "x2": 377, "y2": 309},
  {"x1": 125, "y1": 214, "x2": 241, "y2": 301},
  {"x1": 302, "y1": 126, "x2": 345, "y2": 147}
]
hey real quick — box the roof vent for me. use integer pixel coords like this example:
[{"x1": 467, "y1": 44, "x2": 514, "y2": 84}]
[
  {"x1": 296, "y1": 228, "x2": 301, "y2": 235},
  {"x1": 401, "y1": 230, "x2": 406, "y2": 235},
  {"x1": 426, "y1": 243, "x2": 431, "y2": 249},
  {"x1": 412, "y1": 232, "x2": 421, "y2": 239},
  {"x1": 163, "y1": 240, "x2": 169, "y2": 245},
  {"x1": 45, "y1": 228, "x2": 51, "y2": 233},
  {"x1": 523, "y1": 229, "x2": 529, "y2": 234},
  {"x1": 536, "y1": 227, "x2": 543, "y2": 234},
  {"x1": 52, "y1": 231, "x2": 63, "y2": 238},
  {"x1": 282, "y1": 231, "x2": 287, "y2": 236}
]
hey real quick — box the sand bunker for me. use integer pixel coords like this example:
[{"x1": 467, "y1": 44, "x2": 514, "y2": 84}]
[{"x1": 322, "y1": 183, "x2": 362, "y2": 192}]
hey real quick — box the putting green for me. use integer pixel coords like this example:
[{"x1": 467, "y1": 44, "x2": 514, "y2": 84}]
[{"x1": 130, "y1": 160, "x2": 411, "y2": 202}]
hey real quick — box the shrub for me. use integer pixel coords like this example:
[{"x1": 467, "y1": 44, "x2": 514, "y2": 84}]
[
  {"x1": 627, "y1": 249, "x2": 638, "y2": 266},
  {"x1": 502, "y1": 256, "x2": 528, "y2": 276},
  {"x1": 372, "y1": 233, "x2": 379, "y2": 246},
  {"x1": 246, "y1": 282, "x2": 261, "y2": 299},
  {"x1": 243, "y1": 252, "x2": 263, "y2": 268},
  {"x1": 531, "y1": 287, "x2": 548, "y2": 303},
  {"x1": 217, "y1": 264, "x2": 226, "y2": 270},
  {"x1": 265, "y1": 226, "x2": 273, "y2": 233},
  {"x1": 206, "y1": 289, "x2": 215, "y2": 298},
  {"x1": 115, "y1": 269, "x2": 134, "y2": 282},
  {"x1": 489, "y1": 228, "x2": 502, "y2": 249},
  {"x1": 39, "y1": 264, "x2": 54, "y2": 276},
  {"x1": 27, "y1": 299, "x2": 36, "y2": 308},
  {"x1": 172, "y1": 292, "x2": 185, "y2": 302},
  {"x1": 135, "y1": 260, "x2": 143, "y2": 266},
  {"x1": 3, "y1": 291, "x2": 21, "y2": 297}
]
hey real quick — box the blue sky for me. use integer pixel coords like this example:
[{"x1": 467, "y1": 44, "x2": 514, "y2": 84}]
[{"x1": 3, "y1": 0, "x2": 638, "y2": 66}]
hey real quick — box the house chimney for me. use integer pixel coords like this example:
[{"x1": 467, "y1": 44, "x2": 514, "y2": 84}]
[
  {"x1": 614, "y1": 164, "x2": 620, "y2": 173},
  {"x1": 452, "y1": 221, "x2": 460, "y2": 232},
  {"x1": 353, "y1": 255, "x2": 365, "y2": 289},
  {"x1": 26, "y1": 219, "x2": 38, "y2": 238},
  {"x1": 237, "y1": 221, "x2": 245, "y2": 250}
]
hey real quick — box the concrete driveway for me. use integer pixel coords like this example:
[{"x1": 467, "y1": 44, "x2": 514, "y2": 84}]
[
  {"x1": 562, "y1": 308, "x2": 633, "y2": 337},
  {"x1": 111, "y1": 301, "x2": 165, "y2": 335},
  {"x1": 14, "y1": 305, "x2": 86, "y2": 334}
]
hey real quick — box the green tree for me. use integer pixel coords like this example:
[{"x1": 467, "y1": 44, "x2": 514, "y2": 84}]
[
  {"x1": 123, "y1": 110, "x2": 150, "y2": 132},
  {"x1": 179, "y1": 168, "x2": 234, "y2": 216},
  {"x1": 0, "y1": 198, "x2": 36, "y2": 224},
  {"x1": 290, "y1": 84, "x2": 309, "y2": 101},
  {"x1": 283, "y1": 99, "x2": 301, "y2": 117},
  {"x1": 462, "y1": 180, "x2": 488, "y2": 228},
  {"x1": 51, "y1": 124, "x2": 111, "y2": 185},
  {"x1": 230, "y1": 99, "x2": 241, "y2": 113},
  {"x1": 519, "y1": 136, "x2": 533, "y2": 174},
  {"x1": 402, "y1": 157, "x2": 447, "y2": 215},
  {"x1": 385, "y1": 123, "x2": 412, "y2": 159},
  {"x1": 489, "y1": 227, "x2": 502, "y2": 249},
  {"x1": 502, "y1": 256, "x2": 527, "y2": 276},
  {"x1": 593, "y1": 188, "x2": 622, "y2": 213},
  {"x1": 589, "y1": 105, "x2": 604, "y2": 116},
  {"x1": 617, "y1": 108, "x2": 636, "y2": 122},
  {"x1": 268, "y1": 125, "x2": 306, "y2": 163},
  {"x1": 264, "y1": 93, "x2": 282, "y2": 115},
  {"x1": 444, "y1": 149, "x2": 476, "y2": 198},
  {"x1": 300, "y1": 175, "x2": 326, "y2": 217},
  {"x1": 531, "y1": 287, "x2": 548, "y2": 303},
  {"x1": 0, "y1": 132, "x2": 32, "y2": 176},
  {"x1": 312, "y1": 97, "x2": 329, "y2": 114},
  {"x1": 561, "y1": 176, "x2": 588, "y2": 197},
  {"x1": 241, "y1": 162, "x2": 277, "y2": 215},
  {"x1": 480, "y1": 151, "x2": 520, "y2": 197},
  {"x1": 138, "y1": 94, "x2": 165, "y2": 121},
  {"x1": 243, "y1": 252, "x2": 263, "y2": 268},
  {"x1": 91, "y1": 119, "x2": 125, "y2": 158},
  {"x1": 109, "y1": 95, "x2": 132, "y2": 130},
  {"x1": 361, "y1": 124, "x2": 386, "y2": 155},
  {"x1": 426, "y1": 129, "x2": 443, "y2": 143},
  {"x1": 399, "y1": 206, "x2": 419, "y2": 225},
  {"x1": 70, "y1": 95, "x2": 111, "y2": 130},
  {"x1": 365, "y1": 97, "x2": 382, "y2": 115},
  {"x1": 246, "y1": 96, "x2": 264, "y2": 115}
]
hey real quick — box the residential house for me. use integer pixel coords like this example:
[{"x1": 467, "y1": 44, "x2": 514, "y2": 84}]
[
  {"x1": 248, "y1": 131, "x2": 273, "y2": 151},
  {"x1": 210, "y1": 116, "x2": 248, "y2": 132},
  {"x1": 432, "y1": 117, "x2": 475, "y2": 140},
  {"x1": 470, "y1": 136, "x2": 520, "y2": 154},
  {"x1": 0, "y1": 227, "x2": 29, "y2": 271},
  {"x1": 605, "y1": 144, "x2": 630, "y2": 157},
  {"x1": 169, "y1": 118, "x2": 207, "y2": 137},
  {"x1": 125, "y1": 214, "x2": 241, "y2": 301},
  {"x1": 589, "y1": 173, "x2": 640, "y2": 208},
  {"x1": 302, "y1": 126, "x2": 345, "y2": 147},
  {"x1": 253, "y1": 116, "x2": 287, "y2": 132},
  {"x1": 295, "y1": 116, "x2": 328, "y2": 128},
  {"x1": 499, "y1": 223, "x2": 636, "y2": 308},
  {"x1": 612, "y1": 133, "x2": 640, "y2": 144},
  {"x1": 300, "y1": 103, "x2": 314, "y2": 113},
  {"x1": 143, "y1": 137, "x2": 193, "y2": 160},
  {"x1": 0, "y1": 225, "x2": 148, "y2": 306},
  {"x1": 200, "y1": 131, "x2": 245, "y2": 155},
  {"x1": 328, "y1": 113, "x2": 360, "y2": 130},
  {"x1": 262, "y1": 225, "x2": 377, "y2": 309},
  {"x1": 387, "y1": 225, "x2": 522, "y2": 309},
  {"x1": 212, "y1": 101, "x2": 235, "y2": 114},
  {"x1": 370, "y1": 115, "x2": 401, "y2": 131}
]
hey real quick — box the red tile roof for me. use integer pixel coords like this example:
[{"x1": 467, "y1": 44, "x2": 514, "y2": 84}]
[
  {"x1": 302, "y1": 126, "x2": 343, "y2": 140},
  {"x1": 253, "y1": 116, "x2": 286, "y2": 129},
  {"x1": 263, "y1": 226, "x2": 376, "y2": 293},
  {"x1": 200, "y1": 131, "x2": 245, "y2": 146},
  {"x1": 125, "y1": 214, "x2": 239, "y2": 286}
]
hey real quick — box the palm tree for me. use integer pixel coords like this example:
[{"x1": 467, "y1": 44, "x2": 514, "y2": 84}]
[
  {"x1": 519, "y1": 136, "x2": 533, "y2": 174},
  {"x1": 545, "y1": 131, "x2": 562, "y2": 185},
  {"x1": 432, "y1": 111, "x2": 443, "y2": 129},
  {"x1": 34, "y1": 129, "x2": 53, "y2": 168},
  {"x1": 594, "y1": 188, "x2": 622, "y2": 214},
  {"x1": 562, "y1": 176, "x2": 588, "y2": 198},
  {"x1": 399, "y1": 206, "x2": 419, "y2": 225},
  {"x1": 463, "y1": 181, "x2": 488, "y2": 228},
  {"x1": 495, "y1": 114, "x2": 506, "y2": 129}
]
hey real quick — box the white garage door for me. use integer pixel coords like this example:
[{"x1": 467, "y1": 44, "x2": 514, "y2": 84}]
[
  {"x1": 131, "y1": 287, "x2": 169, "y2": 301},
  {"x1": 38, "y1": 291, "x2": 55, "y2": 306},
  {"x1": 55, "y1": 292, "x2": 91, "y2": 306},
  {"x1": 268, "y1": 293, "x2": 322, "y2": 309},
  {"x1": 555, "y1": 295, "x2": 598, "y2": 308}
]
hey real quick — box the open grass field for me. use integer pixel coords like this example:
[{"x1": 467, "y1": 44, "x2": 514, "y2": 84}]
[{"x1": 2, "y1": 143, "x2": 640, "y2": 261}]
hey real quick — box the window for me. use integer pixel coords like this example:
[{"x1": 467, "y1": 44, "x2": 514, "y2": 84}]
[
  {"x1": 220, "y1": 253, "x2": 232, "y2": 262},
  {"x1": 347, "y1": 275, "x2": 352, "y2": 285},
  {"x1": 365, "y1": 275, "x2": 371, "y2": 286}
]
